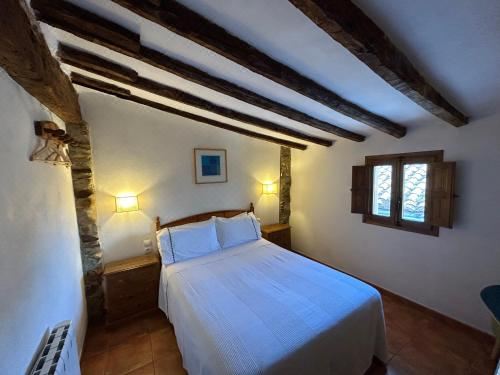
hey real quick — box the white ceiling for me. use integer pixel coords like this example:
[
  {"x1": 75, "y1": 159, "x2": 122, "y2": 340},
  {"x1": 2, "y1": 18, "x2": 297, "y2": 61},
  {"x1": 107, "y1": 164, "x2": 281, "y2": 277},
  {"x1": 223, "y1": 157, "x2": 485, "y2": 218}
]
[{"x1": 39, "y1": 0, "x2": 500, "y2": 145}]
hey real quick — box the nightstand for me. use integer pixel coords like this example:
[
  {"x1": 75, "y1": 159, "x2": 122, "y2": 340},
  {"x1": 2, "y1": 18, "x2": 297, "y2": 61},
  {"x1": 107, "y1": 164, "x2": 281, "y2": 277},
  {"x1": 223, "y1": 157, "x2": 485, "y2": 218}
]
[
  {"x1": 103, "y1": 253, "x2": 161, "y2": 324},
  {"x1": 261, "y1": 223, "x2": 291, "y2": 250}
]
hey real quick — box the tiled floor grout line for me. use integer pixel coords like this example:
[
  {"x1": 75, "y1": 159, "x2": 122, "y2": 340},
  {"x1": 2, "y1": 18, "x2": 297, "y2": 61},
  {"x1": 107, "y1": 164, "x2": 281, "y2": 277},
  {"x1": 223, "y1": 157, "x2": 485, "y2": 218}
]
[
  {"x1": 391, "y1": 340, "x2": 408, "y2": 358},
  {"x1": 148, "y1": 331, "x2": 156, "y2": 375}
]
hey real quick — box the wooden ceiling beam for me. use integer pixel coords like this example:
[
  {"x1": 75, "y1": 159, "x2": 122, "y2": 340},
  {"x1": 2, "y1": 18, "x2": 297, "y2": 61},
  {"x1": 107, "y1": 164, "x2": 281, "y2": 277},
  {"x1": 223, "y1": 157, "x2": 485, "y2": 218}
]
[
  {"x1": 0, "y1": 0, "x2": 81, "y2": 123},
  {"x1": 71, "y1": 73, "x2": 308, "y2": 150},
  {"x1": 290, "y1": 0, "x2": 468, "y2": 127},
  {"x1": 58, "y1": 44, "x2": 138, "y2": 83},
  {"x1": 112, "y1": 0, "x2": 406, "y2": 138},
  {"x1": 59, "y1": 44, "x2": 332, "y2": 147},
  {"x1": 32, "y1": 0, "x2": 365, "y2": 143},
  {"x1": 31, "y1": 0, "x2": 140, "y2": 56}
]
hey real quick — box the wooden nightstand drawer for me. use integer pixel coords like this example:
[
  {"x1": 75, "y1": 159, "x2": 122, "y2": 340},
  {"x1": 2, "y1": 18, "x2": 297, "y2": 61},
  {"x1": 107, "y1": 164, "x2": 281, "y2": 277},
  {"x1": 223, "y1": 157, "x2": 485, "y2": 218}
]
[
  {"x1": 103, "y1": 254, "x2": 160, "y2": 324},
  {"x1": 106, "y1": 279, "x2": 158, "y2": 305},
  {"x1": 106, "y1": 292, "x2": 158, "y2": 322},
  {"x1": 261, "y1": 224, "x2": 291, "y2": 250},
  {"x1": 108, "y1": 290, "x2": 157, "y2": 313},
  {"x1": 106, "y1": 264, "x2": 159, "y2": 286}
]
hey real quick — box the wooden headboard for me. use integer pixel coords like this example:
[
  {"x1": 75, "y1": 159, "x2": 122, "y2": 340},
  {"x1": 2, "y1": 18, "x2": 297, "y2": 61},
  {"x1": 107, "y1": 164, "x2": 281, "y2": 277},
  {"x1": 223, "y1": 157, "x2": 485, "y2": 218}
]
[{"x1": 156, "y1": 202, "x2": 254, "y2": 231}]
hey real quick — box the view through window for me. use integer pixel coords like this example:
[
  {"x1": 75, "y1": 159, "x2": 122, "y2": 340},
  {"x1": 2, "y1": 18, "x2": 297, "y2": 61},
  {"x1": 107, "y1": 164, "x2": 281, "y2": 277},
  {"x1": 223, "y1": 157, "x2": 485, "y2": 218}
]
[
  {"x1": 402, "y1": 164, "x2": 428, "y2": 222},
  {"x1": 372, "y1": 165, "x2": 392, "y2": 217}
]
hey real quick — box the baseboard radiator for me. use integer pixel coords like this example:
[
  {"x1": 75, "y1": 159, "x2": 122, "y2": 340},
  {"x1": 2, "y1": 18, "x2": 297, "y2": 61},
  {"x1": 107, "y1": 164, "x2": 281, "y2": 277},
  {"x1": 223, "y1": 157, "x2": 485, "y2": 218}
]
[{"x1": 29, "y1": 321, "x2": 80, "y2": 375}]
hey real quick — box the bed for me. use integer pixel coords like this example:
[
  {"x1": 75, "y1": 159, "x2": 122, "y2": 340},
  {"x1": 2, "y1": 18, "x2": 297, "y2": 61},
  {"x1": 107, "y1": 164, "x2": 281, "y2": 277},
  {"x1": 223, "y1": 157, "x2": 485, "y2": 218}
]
[{"x1": 156, "y1": 206, "x2": 387, "y2": 375}]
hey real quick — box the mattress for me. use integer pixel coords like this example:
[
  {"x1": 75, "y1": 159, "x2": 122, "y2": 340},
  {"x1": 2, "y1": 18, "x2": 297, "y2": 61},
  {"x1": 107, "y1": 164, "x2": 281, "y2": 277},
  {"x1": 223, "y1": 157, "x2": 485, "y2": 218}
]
[{"x1": 159, "y1": 239, "x2": 387, "y2": 375}]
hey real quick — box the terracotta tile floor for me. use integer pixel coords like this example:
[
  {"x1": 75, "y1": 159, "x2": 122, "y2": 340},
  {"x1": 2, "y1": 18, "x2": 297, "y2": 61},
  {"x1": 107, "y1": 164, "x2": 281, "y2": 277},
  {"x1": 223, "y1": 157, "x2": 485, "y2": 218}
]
[
  {"x1": 81, "y1": 294, "x2": 498, "y2": 375},
  {"x1": 81, "y1": 310, "x2": 185, "y2": 375}
]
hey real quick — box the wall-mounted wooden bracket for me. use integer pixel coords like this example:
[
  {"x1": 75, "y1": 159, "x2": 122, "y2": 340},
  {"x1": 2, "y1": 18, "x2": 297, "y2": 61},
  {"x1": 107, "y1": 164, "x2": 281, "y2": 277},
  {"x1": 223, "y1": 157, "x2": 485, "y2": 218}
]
[{"x1": 30, "y1": 121, "x2": 73, "y2": 167}]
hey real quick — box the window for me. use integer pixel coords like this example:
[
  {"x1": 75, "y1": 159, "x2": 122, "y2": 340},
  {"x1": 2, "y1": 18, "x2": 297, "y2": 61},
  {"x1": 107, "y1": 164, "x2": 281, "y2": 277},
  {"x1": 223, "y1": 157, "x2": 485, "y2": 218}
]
[
  {"x1": 401, "y1": 163, "x2": 427, "y2": 222},
  {"x1": 372, "y1": 165, "x2": 392, "y2": 217},
  {"x1": 351, "y1": 150, "x2": 456, "y2": 236}
]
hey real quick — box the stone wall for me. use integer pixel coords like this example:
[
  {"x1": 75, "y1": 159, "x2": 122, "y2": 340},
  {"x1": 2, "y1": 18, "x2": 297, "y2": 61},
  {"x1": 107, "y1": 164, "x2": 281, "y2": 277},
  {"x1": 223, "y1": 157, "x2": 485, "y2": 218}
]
[
  {"x1": 279, "y1": 146, "x2": 291, "y2": 224},
  {"x1": 66, "y1": 121, "x2": 103, "y2": 320}
]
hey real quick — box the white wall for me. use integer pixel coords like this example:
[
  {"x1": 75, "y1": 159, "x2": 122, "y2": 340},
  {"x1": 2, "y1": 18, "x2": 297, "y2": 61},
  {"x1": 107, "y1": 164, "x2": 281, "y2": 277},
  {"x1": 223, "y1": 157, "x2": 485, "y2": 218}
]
[
  {"x1": 291, "y1": 114, "x2": 500, "y2": 333},
  {"x1": 0, "y1": 71, "x2": 86, "y2": 374},
  {"x1": 79, "y1": 93, "x2": 281, "y2": 263}
]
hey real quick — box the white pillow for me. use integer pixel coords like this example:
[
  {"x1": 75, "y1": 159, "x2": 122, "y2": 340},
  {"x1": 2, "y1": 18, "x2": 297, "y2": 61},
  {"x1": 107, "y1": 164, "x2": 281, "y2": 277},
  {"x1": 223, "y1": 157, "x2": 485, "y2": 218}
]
[
  {"x1": 156, "y1": 217, "x2": 221, "y2": 265},
  {"x1": 248, "y1": 212, "x2": 262, "y2": 236},
  {"x1": 215, "y1": 212, "x2": 261, "y2": 249}
]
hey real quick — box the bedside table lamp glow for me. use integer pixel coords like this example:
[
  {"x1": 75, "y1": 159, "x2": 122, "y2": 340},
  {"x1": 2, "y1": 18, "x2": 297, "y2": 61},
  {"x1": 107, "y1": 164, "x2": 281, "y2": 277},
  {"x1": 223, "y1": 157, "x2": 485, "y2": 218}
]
[
  {"x1": 262, "y1": 182, "x2": 278, "y2": 195},
  {"x1": 115, "y1": 195, "x2": 139, "y2": 213}
]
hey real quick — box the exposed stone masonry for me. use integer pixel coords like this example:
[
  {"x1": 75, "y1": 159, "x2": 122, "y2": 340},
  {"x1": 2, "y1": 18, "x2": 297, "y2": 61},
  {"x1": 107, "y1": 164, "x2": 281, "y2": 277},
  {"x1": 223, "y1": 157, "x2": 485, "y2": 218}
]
[
  {"x1": 66, "y1": 121, "x2": 104, "y2": 320},
  {"x1": 279, "y1": 147, "x2": 291, "y2": 224}
]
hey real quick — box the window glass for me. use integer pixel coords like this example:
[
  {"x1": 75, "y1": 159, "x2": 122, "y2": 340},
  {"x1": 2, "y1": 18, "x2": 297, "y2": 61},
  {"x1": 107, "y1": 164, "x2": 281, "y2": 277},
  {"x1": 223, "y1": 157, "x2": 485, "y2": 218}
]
[
  {"x1": 372, "y1": 165, "x2": 392, "y2": 217},
  {"x1": 402, "y1": 164, "x2": 428, "y2": 222}
]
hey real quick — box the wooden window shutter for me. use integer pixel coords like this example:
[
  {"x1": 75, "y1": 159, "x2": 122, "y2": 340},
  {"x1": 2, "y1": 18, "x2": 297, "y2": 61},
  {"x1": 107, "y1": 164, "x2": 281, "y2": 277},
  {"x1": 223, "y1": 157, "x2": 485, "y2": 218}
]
[
  {"x1": 351, "y1": 166, "x2": 371, "y2": 214},
  {"x1": 429, "y1": 162, "x2": 456, "y2": 228}
]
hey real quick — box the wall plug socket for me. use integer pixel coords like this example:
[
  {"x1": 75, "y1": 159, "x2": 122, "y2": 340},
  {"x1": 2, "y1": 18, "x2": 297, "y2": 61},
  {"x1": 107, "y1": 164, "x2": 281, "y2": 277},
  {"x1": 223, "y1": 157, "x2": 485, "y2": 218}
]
[{"x1": 143, "y1": 239, "x2": 153, "y2": 254}]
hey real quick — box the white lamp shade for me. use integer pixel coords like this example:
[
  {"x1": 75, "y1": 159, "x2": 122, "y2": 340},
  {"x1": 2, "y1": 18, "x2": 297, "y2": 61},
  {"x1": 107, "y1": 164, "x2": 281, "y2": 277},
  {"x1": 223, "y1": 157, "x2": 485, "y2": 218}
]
[
  {"x1": 262, "y1": 182, "x2": 278, "y2": 194},
  {"x1": 115, "y1": 196, "x2": 139, "y2": 212}
]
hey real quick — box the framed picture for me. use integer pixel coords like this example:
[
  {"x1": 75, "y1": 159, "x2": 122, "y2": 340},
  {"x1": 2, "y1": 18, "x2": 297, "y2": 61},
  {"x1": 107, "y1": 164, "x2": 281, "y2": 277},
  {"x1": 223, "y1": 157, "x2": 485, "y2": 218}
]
[{"x1": 194, "y1": 148, "x2": 227, "y2": 184}]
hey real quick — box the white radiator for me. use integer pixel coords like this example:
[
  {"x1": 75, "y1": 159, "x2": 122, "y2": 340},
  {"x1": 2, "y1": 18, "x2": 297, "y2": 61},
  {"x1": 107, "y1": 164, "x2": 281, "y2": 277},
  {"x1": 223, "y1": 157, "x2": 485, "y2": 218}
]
[{"x1": 30, "y1": 321, "x2": 80, "y2": 375}]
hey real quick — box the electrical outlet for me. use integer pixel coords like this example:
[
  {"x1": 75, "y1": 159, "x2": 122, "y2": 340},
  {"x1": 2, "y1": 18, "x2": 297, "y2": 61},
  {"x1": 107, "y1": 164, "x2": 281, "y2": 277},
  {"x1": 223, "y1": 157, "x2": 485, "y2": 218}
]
[{"x1": 143, "y1": 239, "x2": 153, "y2": 254}]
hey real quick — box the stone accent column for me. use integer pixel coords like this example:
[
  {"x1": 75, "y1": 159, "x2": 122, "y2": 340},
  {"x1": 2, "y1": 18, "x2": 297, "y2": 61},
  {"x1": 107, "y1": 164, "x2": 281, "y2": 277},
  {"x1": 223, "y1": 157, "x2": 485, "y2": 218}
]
[
  {"x1": 279, "y1": 146, "x2": 291, "y2": 224},
  {"x1": 66, "y1": 121, "x2": 104, "y2": 320}
]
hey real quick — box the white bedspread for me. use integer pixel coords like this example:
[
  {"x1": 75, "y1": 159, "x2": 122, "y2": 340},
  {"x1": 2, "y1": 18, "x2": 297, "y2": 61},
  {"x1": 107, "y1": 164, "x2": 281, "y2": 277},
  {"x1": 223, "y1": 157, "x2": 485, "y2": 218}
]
[{"x1": 159, "y1": 239, "x2": 387, "y2": 375}]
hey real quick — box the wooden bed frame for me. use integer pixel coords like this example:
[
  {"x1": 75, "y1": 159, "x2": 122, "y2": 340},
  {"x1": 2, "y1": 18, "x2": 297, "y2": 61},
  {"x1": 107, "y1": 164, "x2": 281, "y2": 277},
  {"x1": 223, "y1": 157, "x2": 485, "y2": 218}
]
[{"x1": 156, "y1": 202, "x2": 254, "y2": 231}]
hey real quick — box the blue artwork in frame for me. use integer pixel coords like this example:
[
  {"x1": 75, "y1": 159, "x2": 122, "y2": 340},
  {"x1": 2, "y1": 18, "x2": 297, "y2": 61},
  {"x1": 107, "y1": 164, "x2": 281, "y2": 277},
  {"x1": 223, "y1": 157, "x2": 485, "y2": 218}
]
[
  {"x1": 194, "y1": 148, "x2": 227, "y2": 183},
  {"x1": 201, "y1": 155, "x2": 221, "y2": 176}
]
